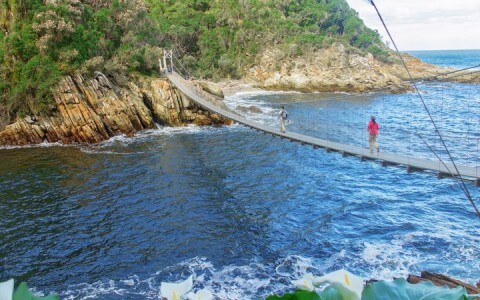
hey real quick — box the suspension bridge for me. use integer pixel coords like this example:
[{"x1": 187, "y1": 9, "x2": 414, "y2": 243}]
[{"x1": 160, "y1": 51, "x2": 480, "y2": 186}]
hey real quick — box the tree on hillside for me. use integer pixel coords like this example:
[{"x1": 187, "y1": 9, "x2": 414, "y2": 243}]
[{"x1": 0, "y1": 0, "x2": 389, "y2": 121}]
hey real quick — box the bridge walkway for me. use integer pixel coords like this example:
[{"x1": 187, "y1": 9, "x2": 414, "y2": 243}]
[{"x1": 166, "y1": 72, "x2": 480, "y2": 183}]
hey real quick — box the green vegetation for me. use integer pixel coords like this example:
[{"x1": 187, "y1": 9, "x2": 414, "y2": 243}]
[
  {"x1": 147, "y1": 0, "x2": 388, "y2": 79},
  {"x1": 13, "y1": 282, "x2": 58, "y2": 300},
  {"x1": 0, "y1": 0, "x2": 388, "y2": 122},
  {"x1": 267, "y1": 279, "x2": 473, "y2": 300},
  {"x1": 0, "y1": 0, "x2": 163, "y2": 120}
]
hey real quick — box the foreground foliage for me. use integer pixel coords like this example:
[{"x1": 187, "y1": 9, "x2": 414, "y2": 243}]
[
  {"x1": 268, "y1": 278, "x2": 476, "y2": 300},
  {"x1": 0, "y1": 280, "x2": 58, "y2": 300}
]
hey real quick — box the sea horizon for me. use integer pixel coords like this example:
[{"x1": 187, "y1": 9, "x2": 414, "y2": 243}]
[
  {"x1": 403, "y1": 49, "x2": 480, "y2": 69},
  {"x1": 404, "y1": 48, "x2": 480, "y2": 52}
]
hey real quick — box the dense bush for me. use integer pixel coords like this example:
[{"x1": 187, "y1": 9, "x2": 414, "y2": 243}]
[
  {"x1": 0, "y1": 0, "x2": 388, "y2": 120},
  {"x1": 0, "y1": 0, "x2": 164, "y2": 119},
  {"x1": 147, "y1": 0, "x2": 387, "y2": 78}
]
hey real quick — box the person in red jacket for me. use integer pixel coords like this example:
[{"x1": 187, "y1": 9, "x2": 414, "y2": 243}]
[{"x1": 368, "y1": 115, "x2": 380, "y2": 154}]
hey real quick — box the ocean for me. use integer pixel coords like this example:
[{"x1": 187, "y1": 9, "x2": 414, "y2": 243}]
[
  {"x1": 1, "y1": 50, "x2": 479, "y2": 299},
  {"x1": 407, "y1": 49, "x2": 480, "y2": 69}
]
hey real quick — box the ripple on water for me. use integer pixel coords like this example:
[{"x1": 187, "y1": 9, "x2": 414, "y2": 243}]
[{"x1": 1, "y1": 84, "x2": 480, "y2": 298}]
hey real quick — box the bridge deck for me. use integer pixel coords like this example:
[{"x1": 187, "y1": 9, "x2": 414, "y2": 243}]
[{"x1": 167, "y1": 72, "x2": 480, "y2": 182}]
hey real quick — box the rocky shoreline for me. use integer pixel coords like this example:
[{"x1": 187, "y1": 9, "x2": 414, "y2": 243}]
[
  {"x1": 0, "y1": 73, "x2": 231, "y2": 146},
  {"x1": 1, "y1": 45, "x2": 478, "y2": 147},
  {"x1": 406, "y1": 271, "x2": 479, "y2": 295},
  {"x1": 245, "y1": 44, "x2": 480, "y2": 93}
]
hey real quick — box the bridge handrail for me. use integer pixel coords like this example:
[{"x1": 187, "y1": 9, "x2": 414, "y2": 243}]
[{"x1": 166, "y1": 71, "x2": 480, "y2": 180}]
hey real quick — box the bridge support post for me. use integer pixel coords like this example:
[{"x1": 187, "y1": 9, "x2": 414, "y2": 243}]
[
  {"x1": 475, "y1": 179, "x2": 480, "y2": 187},
  {"x1": 341, "y1": 151, "x2": 347, "y2": 157},
  {"x1": 437, "y1": 172, "x2": 444, "y2": 179},
  {"x1": 163, "y1": 49, "x2": 173, "y2": 74},
  {"x1": 406, "y1": 165, "x2": 412, "y2": 174},
  {"x1": 381, "y1": 160, "x2": 387, "y2": 167},
  {"x1": 158, "y1": 58, "x2": 165, "y2": 73}
]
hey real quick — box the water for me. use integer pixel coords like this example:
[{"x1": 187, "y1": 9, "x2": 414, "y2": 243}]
[
  {"x1": 407, "y1": 49, "x2": 480, "y2": 69},
  {"x1": 1, "y1": 51, "x2": 480, "y2": 299}
]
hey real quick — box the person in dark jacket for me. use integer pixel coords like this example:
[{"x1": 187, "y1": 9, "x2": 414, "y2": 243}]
[{"x1": 279, "y1": 106, "x2": 287, "y2": 133}]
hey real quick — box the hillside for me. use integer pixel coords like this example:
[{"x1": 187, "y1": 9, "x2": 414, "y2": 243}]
[
  {"x1": 146, "y1": 0, "x2": 390, "y2": 77},
  {"x1": 0, "y1": 0, "x2": 390, "y2": 127}
]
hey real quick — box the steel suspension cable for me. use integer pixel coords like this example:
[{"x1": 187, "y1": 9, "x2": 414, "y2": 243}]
[
  {"x1": 437, "y1": 69, "x2": 480, "y2": 81},
  {"x1": 414, "y1": 64, "x2": 480, "y2": 82},
  {"x1": 171, "y1": 51, "x2": 194, "y2": 79},
  {"x1": 368, "y1": 0, "x2": 480, "y2": 217},
  {"x1": 417, "y1": 134, "x2": 470, "y2": 196}
]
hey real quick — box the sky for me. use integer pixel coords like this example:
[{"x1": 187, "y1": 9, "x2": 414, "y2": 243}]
[{"x1": 345, "y1": 0, "x2": 480, "y2": 51}]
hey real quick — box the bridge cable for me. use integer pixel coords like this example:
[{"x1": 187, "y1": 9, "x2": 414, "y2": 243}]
[
  {"x1": 417, "y1": 134, "x2": 470, "y2": 197},
  {"x1": 412, "y1": 64, "x2": 480, "y2": 82},
  {"x1": 166, "y1": 42, "x2": 479, "y2": 216},
  {"x1": 171, "y1": 50, "x2": 194, "y2": 79},
  {"x1": 367, "y1": 0, "x2": 480, "y2": 217},
  {"x1": 436, "y1": 68, "x2": 480, "y2": 81}
]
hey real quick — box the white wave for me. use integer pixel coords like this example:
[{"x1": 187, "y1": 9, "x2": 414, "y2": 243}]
[
  {"x1": 140, "y1": 125, "x2": 218, "y2": 137},
  {"x1": 224, "y1": 93, "x2": 281, "y2": 127},
  {"x1": 232, "y1": 90, "x2": 302, "y2": 97},
  {"x1": 0, "y1": 125, "x2": 236, "y2": 151},
  {"x1": 79, "y1": 148, "x2": 137, "y2": 155},
  {"x1": 83, "y1": 125, "x2": 240, "y2": 150},
  {"x1": 0, "y1": 141, "x2": 66, "y2": 150},
  {"x1": 275, "y1": 255, "x2": 316, "y2": 277},
  {"x1": 57, "y1": 256, "x2": 323, "y2": 300},
  {"x1": 361, "y1": 241, "x2": 421, "y2": 281},
  {"x1": 333, "y1": 91, "x2": 354, "y2": 95},
  {"x1": 39, "y1": 248, "x2": 480, "y2": 300}
]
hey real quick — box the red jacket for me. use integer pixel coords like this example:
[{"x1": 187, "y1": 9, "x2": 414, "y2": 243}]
[{"x1": 368, "y1": 121, "x2": 379, "y2": 135}]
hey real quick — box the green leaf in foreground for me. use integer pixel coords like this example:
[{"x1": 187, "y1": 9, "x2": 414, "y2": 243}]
[
  {"x1": 13, "y1": 282, "x2": 58, "y2": 300},
  {"x1": 267, "y1": 287, "x2": 343, "y2": 300},
  {"x1": 267, "y1": 290, "x2": 322, "y2": 300},
  {"x1": 361, "y1": 278, "x2": 469, "y2": 300}
]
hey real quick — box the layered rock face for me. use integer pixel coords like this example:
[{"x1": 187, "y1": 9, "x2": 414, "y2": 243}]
[
  {"x1": 0, "y1": 73, "x2": 229, "y2": 146},
  {"x1": 246, "y1": 44, "x2": 447, "y2": 93}
]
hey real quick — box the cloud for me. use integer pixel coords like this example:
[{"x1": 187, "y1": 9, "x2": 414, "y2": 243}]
[{"x1": 346, "y1": 0, "x2": 480, "y2": 50}]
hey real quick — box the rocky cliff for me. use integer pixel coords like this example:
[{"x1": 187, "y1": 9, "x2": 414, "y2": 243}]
[
  {"x1": 2, "y1": 44, "x2": 475, "y2": 146},
  {"x1": 0, "y1": 73, "x2": 230, "y2": 146},
  {"x1": 245, "y1": 44, "x2": 450, "y2": 93}
]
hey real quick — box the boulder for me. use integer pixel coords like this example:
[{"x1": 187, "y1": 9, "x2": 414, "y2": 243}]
[
  {"x1": 236, "y1": 105, "x2": 263, "y2": 114},
  {"x1": 407, "y1": 271, "x2": 480, "y2": 295},
  {"x1": 196, "y1": 80, "x2": 224, "y2": 98}
]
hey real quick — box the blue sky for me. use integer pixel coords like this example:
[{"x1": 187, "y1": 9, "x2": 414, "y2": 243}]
[{"x1": 346, "y1": 0, "x2": 480, "y2": 50}]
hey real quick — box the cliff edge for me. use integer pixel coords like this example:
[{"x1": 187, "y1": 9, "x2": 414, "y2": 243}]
[{"x1": 0, "y1": 73, "x2": 230, "y2": 146}]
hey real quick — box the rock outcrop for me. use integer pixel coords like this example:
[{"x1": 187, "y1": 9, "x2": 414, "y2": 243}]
[
  {"x1": 407, "y1": 271, "x2": 480, "y2": 295},
  {"x1": 196, "y1": 80, "x2": 225, "y2": 98},
  {"x1": 0, "y1": 73, "x2": 230, "y2": 146},
  {"x1": 245, "y1": 44, "x2": 449, "y2": 93}
]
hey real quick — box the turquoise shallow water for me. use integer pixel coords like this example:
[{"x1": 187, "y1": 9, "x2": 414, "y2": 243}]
[{"x1": 1, "y1": 51, "x2": 480, "y2": 299}]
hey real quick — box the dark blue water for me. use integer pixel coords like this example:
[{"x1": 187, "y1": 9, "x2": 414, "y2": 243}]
[{"x1": 1, "y1": 51, "x2": 480, "y2": 299}]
